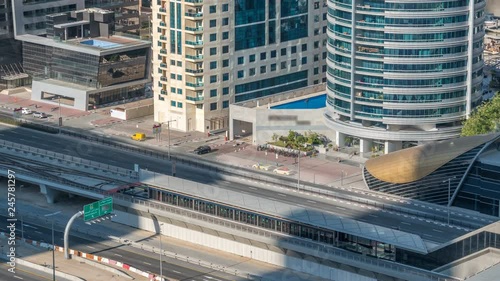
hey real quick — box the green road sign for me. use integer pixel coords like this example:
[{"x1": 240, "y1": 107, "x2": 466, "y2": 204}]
[{"x1": 84, "y1": 197, "x2": 113, "y2": 221}]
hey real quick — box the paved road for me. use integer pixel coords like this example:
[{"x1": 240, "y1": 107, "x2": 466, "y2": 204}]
[
  {"x1": 0, "y1": 262, "x2": 64, "y2": 281},
  {"x1": 0, "y1": 125, "x2": 494, "y2": 243},
  {"x1": 0, "y1": 215, "x2": 235, "y2": 281}
]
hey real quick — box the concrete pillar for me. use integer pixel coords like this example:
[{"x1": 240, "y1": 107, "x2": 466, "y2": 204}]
[
  {"x1": 229, "y1": 116, "x2": 234, "y2": 141},
  {"x1": 360, "y1": 138, "x2": 373, "y2": 156},
  {"x1": 335, "y1": 131, "x2": 345, "y2": 147},
  {"x1": 39, "y1": 184, "x2": 60, "y2": 204},
  {"x1": 384, "y1": 141, "x2": 403, "y2": 154}
]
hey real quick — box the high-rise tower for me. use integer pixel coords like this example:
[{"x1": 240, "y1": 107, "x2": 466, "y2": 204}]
[{"x1": 325, "y1": 0, "x2": 486, "y2": 154}]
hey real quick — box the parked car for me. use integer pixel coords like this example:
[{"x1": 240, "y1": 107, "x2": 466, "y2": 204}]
[
  {"x1": 32, "y1": 112, "x2": 47, "y2": 118},
  {"x1": 21, "y1": 108, "x2": 32, "y2": 115},
  {"x1": 252, "y1": 163, "x2": 273, "y2": 171},
  {"x1": 194, "y1": 145, "x2": 211, "y2": 155},
  {"x1": 273, "y1": 167, "x2": 292, "y2": 175},
  {"x1": 131, "y1": 133, "x2": 146, "y2": 141}
]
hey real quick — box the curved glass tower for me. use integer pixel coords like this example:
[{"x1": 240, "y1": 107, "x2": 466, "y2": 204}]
[{"x1": 325, "y1": 0, "x2": 486, "y2": 154}]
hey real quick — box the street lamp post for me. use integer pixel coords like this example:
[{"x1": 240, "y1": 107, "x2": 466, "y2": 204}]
[
  {"x1": 447, "y1": 178, "x2": 451, "y2": 226},
  {"x1": 58, "y1": 95, "x2": 62, "y2": 132},
  {"x1": 52, "y1": 220, "x2": 55, "y2": 281},
  {"x1": 159, "y1": 223, "x2": 164, "y2": 281},
  {"x1": 297, "y1": 152, "x2": 300, "y2": 191}
]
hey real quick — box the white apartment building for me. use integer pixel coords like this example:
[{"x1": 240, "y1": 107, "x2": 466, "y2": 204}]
[{"x1": 152, "y1": 0, "x2": 328, "y2": 133}]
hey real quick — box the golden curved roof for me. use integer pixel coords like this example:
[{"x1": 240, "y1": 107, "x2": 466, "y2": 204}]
[{"x1": 365, "y1": 133, "x2": 500, "y2": 184}]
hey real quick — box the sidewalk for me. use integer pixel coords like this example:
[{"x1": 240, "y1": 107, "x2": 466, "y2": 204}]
[{"x1": 0, "y1": 235, "x2": 143, "y2": 281}]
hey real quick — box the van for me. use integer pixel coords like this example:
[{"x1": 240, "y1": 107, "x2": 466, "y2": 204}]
[{"x1": 131, "y1": 133, "x2": 146, "y2": 141}]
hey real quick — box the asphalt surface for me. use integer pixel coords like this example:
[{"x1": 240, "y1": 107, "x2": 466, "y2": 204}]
[
  {"x1": 0, "y1": 262, "x2": 63, "y2": 281},
  {"x1": 0, "y1": 124, "x2": 495, "y2": 244},
  {"x1": 0, "y1": 215, "x2": 235, "y2": 281}
]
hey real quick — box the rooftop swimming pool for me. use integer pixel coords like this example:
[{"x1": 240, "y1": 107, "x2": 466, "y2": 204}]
[
  {"x1": 271, "y1": 94, "x2": 326, "y2": 109},
  {"x1": 80, "y1": 39, "x2": 123, "y2": 49}
]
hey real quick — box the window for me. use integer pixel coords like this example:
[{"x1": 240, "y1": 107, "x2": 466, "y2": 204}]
[
  {"x1": 314, "y1": 28, "x2": 319, "y2": 36},
  {"x1": 223, "y1": 101, "x2": 229, "y2": 108},
  {"x1": 238, "y1": 70, "x2": 244, "y2": 78},
  {"x1": 210, "y1": 89, "x2": 217, "y2": 97},
  {"x1": 210, "y1": 33, "x2": 217, "y2": 42},
  {"x1": 178, "y1": 89, "x2": 183, "y2": 95},
  {"x1": 314, "y1": 67, "x2": 319, "y2": 75},
  {"x1": 210, "y1": 19, "x2": 217, "y2": 28},
  {"x1": 177, "y1": 61, "x2": 182, "y2": 67},
  {"x1": 260, "y1": 66, "x2": 266, "y2": 74},
  {"x1": 302, "y1": 44, "x2": 307, "y2": 51},
  {"x1": 210, "y1": 75, "x2": 217, "y2": 83},
  {"x1": 157, "y1": 41, "x2": 162, "y2": 47},
  {"x1": 171, "y1": 101, "x2": 176, "y2": 107},
  {"x1": 177, "y1": 102, "x2": 183, "y2": 108},
  {"x1": 249, "y1": 54, "x2": 255, "y2": 62},
  {"x1": 322, "y1": 52, "x2": 327, "y2": 59},
  {"x1": 323, "y1": 13, "x2": 327, "y2": 20},
  {"x1": 209, "y1": 5, "x2": 216, "y2": 13},
  {"x1": 223, "y1": 87, "x2": 229, "y2": 95},
  {"x1": 271, "y1": 63, "x2": 277, "y2": 71},
  {"x1": 222, "y1": 3, "x2": 228, "y2": 12},
  {"x1": 291, "y1": 46, "x2": 297, "y2": 54},
  {"x1": 314, "y1": 15, "x2": 320, "y2": 22},
  {"x1": 210, "y1": 47, "x2": 217, "y2": 55},
  {"x1": 314, "y1": 54, "x2": 319, "y2": 61},
  {"x1": 210, "y1": 102, "x2": 217, "y2": 111},
  {"x1": 271, "y1": 50, "x2": 276, "y2": 58},
  {"x1": 222, "y1": 31, "x2": 229, "y2": 40},
  {"x1": 249, "y1": 68, "x2": 256, "y2": 76},
  {"x1": 171, "y1": 87, "x2": 176, "y2": 93},
  {"x1": 170, "y1": 73, "x2": 176, "y2": 79},
  {"x1": 323, "y1": 26, "x2": 327, "y2": 34},
  {"x1": 222, "y1": 59, "x2": 229, "y2": 67},
  {"x1": 281, "y1": 48, "x2": 286, "y2": 56},
  {"x1": 322, "y1": 65, "x2": 327, "y2": 72},
  {"x1": 281, "y1": 61, "x2": 286, "y2": 69},
  {"x1": 222, "y1": 45, "x2": 229, "y2": 53},
  {"x1": 170, "y1": 60, "x2": 176, "y2": 65},
  {"x1": 301, "y1": 57, "x2": 307, "y2": 64},
  {"x1": 237, "y1": 56, "x2": 244, "y2": 65},
  {"x1": 314, "y1": 80, "x2": 319, "y2": 84},
  {"x1": 260, "y1": 52, "x2": 266, "y2": 60},
  {"x1": 210, "y1": 61, "x2": 217, "y2": 69},
  {"x1": 314, "y1": 41, "x2": 319, "y2": 48},
  {"x1": 223, "y1": 73, "x2": 229, "y2": 81},
  {"x1": 177, "y1": 74, "x2": 182, "y2": 81},
  {"x1": 314, "y1": 1, "x2": 319, "y2": 9},
  {"x1": 291, "y1": 59, "x2": 297, "y2": 67},
  {"x1": 222, "y1": 18, "x2": 229, "y2": 26}
]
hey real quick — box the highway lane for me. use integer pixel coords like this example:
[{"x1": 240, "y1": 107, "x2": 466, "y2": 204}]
[
  {"x1": 0, "y1": 263, "x2": 61, "y2": 281},
  {"x1": 0, "y1": 215, "x2": 235, "y2": 281},
  {"x1": 0, "y1": 125, "x2": 489, "y2": 241}
]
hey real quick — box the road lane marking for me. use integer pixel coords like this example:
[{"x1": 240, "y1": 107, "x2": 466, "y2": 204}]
[
  {"x1": 278, "y1": 193, "x2": 286, "y2": 197},
  {"x1": 172, "y1": 270, "x2": 182, "y2": 274},
  {"x1": 87, "y1": 246, "x2": 96, "y2": 249},
  {"x1": 248, "y1": 187, "x2": 257, "y2": 190},
  {"x1": 433, "y1": 229, "x2": 443, "y2": 233},
  {"x1": 143, "y1": 262, "x2": 151, "y2": 265},
  {"x1": 307, "y1": 200, "x2": 316, "y2": 204},
  {"x1": 34, "y1": 231, "x2": 43, "y2": 234},
  {"x1": 23, "y1": 224, "x2": 37, "y2": 229},
  {"x1": 336, "y1": 207, "x2": 346, "y2": 211},
  {"x1": 114, "y1": 254, "x2": 122, "y2": 257},
  {"x1": 14, "y1": 276, "x2": 23, "y2": 280},
  {"x1": 401, "y1": 222, "x2": 411, "y2": 226}
]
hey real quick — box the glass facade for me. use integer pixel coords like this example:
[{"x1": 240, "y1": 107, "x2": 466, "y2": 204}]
[{"x1": 325, "y1": 0, "x2": 485, "y2": 141}]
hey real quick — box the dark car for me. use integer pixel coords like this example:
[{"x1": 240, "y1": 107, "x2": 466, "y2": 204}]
[{"x1": 194, "y1": 145, "x2": 211, "y2": 155}]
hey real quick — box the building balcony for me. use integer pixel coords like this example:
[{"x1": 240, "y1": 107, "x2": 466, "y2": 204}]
[
  {"x1": 185, "y1": 12, "x2": 203, "y2": 18},
  {"x1": 185, "y1": 0, "x2": 203, "y2": 4},
  {"x1": 160, "y1": 77, "x2": 168, "y2": 82},
  {"x1": 185, "y1": 40, "x2": 203, "y2": 47},
  {"x1": 160, "y1": 63, "x2": 168, "y2": 69},
  {"x1": 186, "y1": 82, "x2": 204, "y2": 88},
  {"x1": 159, "y1": 21, "x2": 167, "y2": 27},
  {"x1": 160, "y1": 49, "x2": 167, "y2": 54},
  {"x1": 185, "y1": 68, "x2": 203, "y2": 75},
  {"x1": 159, "y1": 7, "x2": 167, "y2": 13},
  {"x1": 159, "y1": 35, "x2": 167, "y2": 41},
  {"x1": 161, "y1": 90, "x2": 167, "y2": 95},
  {"x1": 185, "y1": 54, "x2": 204, "y2": 61},
  {"x1": 185, "y1": 26, "x2": 204, "y2": 33},
  {"x1": 186, "y1": 95, "x2": 205, "y2": 104}
]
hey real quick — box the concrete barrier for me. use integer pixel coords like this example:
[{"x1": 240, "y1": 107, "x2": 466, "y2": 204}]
[{"x1": 72, "y1": 255, "x2": 133, "y2": 279}]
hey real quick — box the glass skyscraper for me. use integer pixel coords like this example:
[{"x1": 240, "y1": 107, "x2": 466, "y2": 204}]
[{"x1": 325, "y1": 0, "x2": 486, "y2": 154}]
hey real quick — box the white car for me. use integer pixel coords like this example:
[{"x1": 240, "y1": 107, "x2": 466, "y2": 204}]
[
  {"x1": 21, "y1": 108, "x2": 32, "y2": 115},
  {"x1": 252, "y1": 163, "x2": 273, "y2": 171},
  {"x1": 32, "y1": 112, "x2": 47, "y2": 118},
  {"x1": 273, "y1": 167, "x2": 292, "y2": 175}
]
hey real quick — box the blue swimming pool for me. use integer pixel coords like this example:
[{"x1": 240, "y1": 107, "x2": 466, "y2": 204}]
[
  {"x1": 80, "y1": 39, "x2": 123, "y2": 49},
  {"x1": 271, "y1": 94, "x2": 326, "y2": 109}
]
